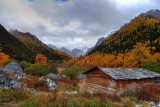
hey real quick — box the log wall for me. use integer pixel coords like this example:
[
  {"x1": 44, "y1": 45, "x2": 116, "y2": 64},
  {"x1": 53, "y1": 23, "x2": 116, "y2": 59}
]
[{"x1": 85, "y1": 69, "x2": 160, "y2": 95}]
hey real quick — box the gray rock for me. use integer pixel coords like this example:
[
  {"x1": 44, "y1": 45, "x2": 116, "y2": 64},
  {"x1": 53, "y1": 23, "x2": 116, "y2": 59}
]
[
  {"x1": 65, "y1": 91, "x2": 78, "y2": 95},
  {"x1": 46, "y1": 78, "x2": 57, "y2": 91},
  {"x1": 3, "y1": 62, "x2": 23, "y2": 74},
  {"x1": 0, "y1": 76, "x2": 6, "y2": 83},
  {"x1": 62, "y1": 75, "x2": 70, "y2": 79},
  {"x1": 46, "y1": 73, "x2": 62, "y2": 80},
  {"x1": 76, "y1": 74, "x2": 86, "y2": 79},
  {"x1": 38, "y1": 77, "x2": 57, "y2": 91},
  {"x1": 11, "y1": 82, "x2": 21, "y2": 90},
  {"x1": 135, "y1": 105, "x2": 142, "y2": 107},
  {"x1": 10, "y1": 80, "x2": 16, "y2": 85},
  {"x1": 157, "y1": 102, "x2": 160, "y2": 107},
  {"x1": 86, "y1": 90, "x2": 94, "y2": 94},
  {"x1": 0, "y1": 68, "x2": 3, "y2": 73},
  {"x1": 14, "y1": 74, "x2": 23, "y2": 80},
  {"x1": 25, "y1": 88, "x2": 38, "y2": 95},
  {"x1": 39, "y1": 76, "x2": 45, "y2": 81},
  {"x1": 0, "y1": 74, "x2": 21, "y2": 90}
]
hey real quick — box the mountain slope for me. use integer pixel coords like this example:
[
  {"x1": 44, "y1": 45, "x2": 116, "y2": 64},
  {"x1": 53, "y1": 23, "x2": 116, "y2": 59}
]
[
  {"x1": 0, "y1": 24, "x2": 35, "y2": 62},
  {"x1": 9, "y1": 30, "x2": 72, "y2": 62},
  {"x1": 88, "y1": 16, "x2": 160, "y2": 55},
  {"x1": 9, "y1": 29, "x2": 42, "y2": 43},
  {"x1": 86, "y1": 31, "x2": 116, "y2": 54},
  {"x1": 0, "y1": 26, "x2": 72, "y2": 63},
  {"x1": 139, "y1": 9, "x2": 160, "y2": 19}
]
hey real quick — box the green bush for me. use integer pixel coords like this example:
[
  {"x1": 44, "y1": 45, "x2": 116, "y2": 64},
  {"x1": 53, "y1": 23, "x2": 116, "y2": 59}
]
[
  {"x1": 19, "y1": 61, "x2": 31, "y2": 70},
  {"x1": 143, "y1": 61, "x2": 160, "y2": 73},
  {"x1": 47, "y1": 64, "x2": 58, "y2": 74},
  {"x1": 24, "y1": 64, "x2": 50, "y2": 76},
  {"x1": 63, "y1": 66, "x2": 80, "y2": 79},
  {"x1": 2, "y1": 59, "x2": 18, "y2": 67}
]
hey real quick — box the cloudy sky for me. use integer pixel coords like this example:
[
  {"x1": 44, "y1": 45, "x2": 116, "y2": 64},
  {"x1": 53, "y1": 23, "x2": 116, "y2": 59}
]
[{"x1": 0, "y1": 0, "x2": 160, "y2": 49}]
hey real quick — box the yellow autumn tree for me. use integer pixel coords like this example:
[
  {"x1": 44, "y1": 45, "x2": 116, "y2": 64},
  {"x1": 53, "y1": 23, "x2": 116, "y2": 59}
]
[
  {"x1": 0, "y1": 52, "x2": 10, "y2": 67},
  {"x1": 114, "y1": 54, "x2": 124, "y2": 68},
  {"x1": 153, "y1": 53, "x2": 160, "y2": 62},
  {"x1": 124, "y1": 43, "x2": 151, "y2": 68},
  {"x1": 34, "y1": 54, "x2": 47, "y2": 65}
]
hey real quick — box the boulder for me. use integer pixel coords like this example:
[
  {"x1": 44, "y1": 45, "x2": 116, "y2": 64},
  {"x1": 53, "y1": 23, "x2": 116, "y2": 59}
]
[
  {"x1": 0, "y1": 74, "x2": 21, "y2": 90},
  {"x1": 0, "y1": 76, "x2": 6, "y2": 83},
  {"x1": 27, "y1": 88, "x2": 38, "y2": 95},
  {"x1": 46, "y1": 73, "x2": 62, "y2": 80},
  {"x1": 76, "y1": 74, "x2": 86, "y2": 79},
  {"x1": 11, "y1": 81, "x2": 21, "y2": 90},
  {"x1": 2, "y1": 62, "x2": 23, "y2": 74},
  {"x1": 39, "y1": 77, "x2": 57, "y2": 91},
  {"x1": 62, "y1": 75, "x2": 70, "y2": 79},
  {"x1": 39, "y1": 76, "x2": 45, "y2": 81},
  {"x1": 65, "y1": 91, "x2": 78, "y2": 95},
  {"x1": 157, "y1": 102, "x2": 160, "y2": 107},
  {"x1": 46, "y1": 78, "x2": 57, "y2": 91}
]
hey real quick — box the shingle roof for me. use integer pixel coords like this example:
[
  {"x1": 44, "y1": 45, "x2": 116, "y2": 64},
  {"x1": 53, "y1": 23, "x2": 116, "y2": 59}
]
[{"x1": 86, "y1": 67, "x2": 160, "y2": 80}]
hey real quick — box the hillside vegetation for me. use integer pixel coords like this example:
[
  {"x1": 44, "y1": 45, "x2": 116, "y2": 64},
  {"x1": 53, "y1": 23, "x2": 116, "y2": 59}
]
[
  {"x1": 88, "y1": 17, "x2": 160, "y2": 55},
  {"x1": 0, "y1": 24, "x2": 35, "y2": 62},
  {"x1": 0, "y1": 25, "x2": 72, "y2": 63},
  {"x1": 64, "y1": 17, "x2": 160, "y2": 68}
]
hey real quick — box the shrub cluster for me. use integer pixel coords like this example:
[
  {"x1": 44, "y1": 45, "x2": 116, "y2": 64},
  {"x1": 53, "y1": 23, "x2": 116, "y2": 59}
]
[
  {"x1": 143, "y1": 61, "x2": 160, "y2": 73},
  {"x1": 63, "y1": 66, "x2": 80, "y2": 79},
  {"x1": 24, "y1": 64, "x2": 49, "y2": 76}
]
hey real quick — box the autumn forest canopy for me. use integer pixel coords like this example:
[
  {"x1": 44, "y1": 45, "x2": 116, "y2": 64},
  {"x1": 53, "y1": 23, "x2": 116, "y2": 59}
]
[{"x1": 64, "y1": 17, "x2": 160, "y2": 69}]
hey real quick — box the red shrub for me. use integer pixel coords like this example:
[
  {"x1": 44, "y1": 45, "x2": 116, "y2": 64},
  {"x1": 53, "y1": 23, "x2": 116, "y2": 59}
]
[{"x1": 24, "y1": 76, "x2": 48, "y2": 91}]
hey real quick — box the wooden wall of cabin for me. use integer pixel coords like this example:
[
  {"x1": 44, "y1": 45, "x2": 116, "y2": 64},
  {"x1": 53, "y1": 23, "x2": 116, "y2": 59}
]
[
  {"x1": 115, "y1": 78, "x2": 160, "y2": 95},
  {"x1": 85, "y1": 69, "x2": 160, "y2": 95},
  {"x1": 85, "y1": 69, "x2": 116, "y2": 93}
]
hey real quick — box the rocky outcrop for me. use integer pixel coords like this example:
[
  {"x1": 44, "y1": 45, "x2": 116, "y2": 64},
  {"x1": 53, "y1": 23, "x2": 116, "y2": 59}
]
[
  {"x1": 0, "y1": 62, "x2": 23, "y2": 89},
  {"x1": 39, "y1": 77, "x2": 57, "y2": 91},
  {"x1": 2, "y1": 62, "x2": 23, "y2": 74},
  {"x1": 0, "y1": 74, "x2": 21, "y2": 89},
  {"x1": 46, "y1": 73, "x2": 62, "y2": 80}
]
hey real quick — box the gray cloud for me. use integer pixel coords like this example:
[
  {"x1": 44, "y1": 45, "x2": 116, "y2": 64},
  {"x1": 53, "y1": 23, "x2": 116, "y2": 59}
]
[{"x1": 0, "y1": 0, "x2": 160, "y2": 49}]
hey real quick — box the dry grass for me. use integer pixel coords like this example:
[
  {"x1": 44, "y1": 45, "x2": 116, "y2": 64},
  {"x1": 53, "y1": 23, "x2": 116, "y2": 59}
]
[
  {"x1": 135, "y1": 85, "x2": 160, "y2": 102},
  {"x1": 23, "y1": 76, "x2": 48, "y2": 91},
  {"x1": 55, "y1": 79, "x2": 80, "y2": 92}
]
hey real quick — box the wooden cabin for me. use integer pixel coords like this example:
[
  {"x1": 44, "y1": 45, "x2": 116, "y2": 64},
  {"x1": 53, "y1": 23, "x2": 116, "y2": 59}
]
[{"x1": 84, "y1": 67, "x2": 160, "y2": 96}]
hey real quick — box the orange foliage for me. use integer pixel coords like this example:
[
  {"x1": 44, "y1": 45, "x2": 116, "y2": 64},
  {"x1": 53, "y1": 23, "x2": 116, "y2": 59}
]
[
  {"x1": 153, "y1": 53, "x2": 160, "y2": 62},
  {"x1": 63, "y1": 42, "x2": 159, "y2": 68},
  {"x1": 124, "y1": 43, "x2": 151, "y2": 68},
  {"x1": 34, "y1": 54, "x2": 47, "y2": 65},
  {"x1": 0, "y1": 52, "x2": 9, "y2": 67}
]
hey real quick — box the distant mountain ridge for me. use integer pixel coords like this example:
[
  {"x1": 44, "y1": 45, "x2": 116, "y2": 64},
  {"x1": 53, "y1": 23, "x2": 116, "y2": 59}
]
[
  {"x1": 139, "y1": 9, "x2": 160, "y2": 19},
  {"x1": 9, "y1": 29, "x2": 42, "y2": 44},
  {"x1": 86, "y1": 31, "x2": 116, "y2": 54},
  {"x1": 87, "y1": 9, "x2": 160, "y2": 55},
  {"x1": 48, "y1": 44, "x2": 88, "y2": 57}
]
